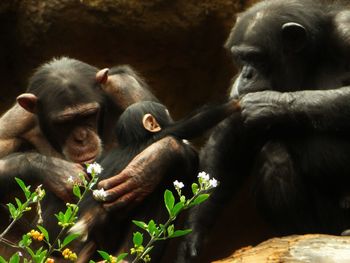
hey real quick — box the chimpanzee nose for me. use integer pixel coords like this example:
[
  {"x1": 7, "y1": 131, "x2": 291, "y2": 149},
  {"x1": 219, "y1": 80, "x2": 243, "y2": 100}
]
[
  {"x1": 242, "y1": 66, "x2": 255, "y2": 80},
  {"x1": 74, "y1": 128, "x2": 88, "y2": 142}
]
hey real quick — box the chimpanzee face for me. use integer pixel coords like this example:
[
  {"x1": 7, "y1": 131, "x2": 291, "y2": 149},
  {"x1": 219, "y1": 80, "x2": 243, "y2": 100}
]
[
  {"x1": 225, "y1": 1, "x2": 312, "y2": 98},
  {"x1": 17, "y1": 57, "x2": 104, "y2": 164},
  {"x1": 46, "y1": 101, "x2": 103, "y2": 163}
]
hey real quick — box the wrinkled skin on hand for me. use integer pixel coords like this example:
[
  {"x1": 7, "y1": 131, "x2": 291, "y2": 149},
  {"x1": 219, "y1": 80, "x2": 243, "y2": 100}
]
[
  {"x1": 239, "y1": 90, "x2": 295, "y2": 127},
  {"x1": 41, "y1": 157, "x2": 86, "y2": 202},
  {"x1": 98, "y1": 137, "x2": 181, "y2": 211}
]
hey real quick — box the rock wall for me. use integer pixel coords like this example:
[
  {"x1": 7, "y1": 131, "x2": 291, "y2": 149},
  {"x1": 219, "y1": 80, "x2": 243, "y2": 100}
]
[{"x1": 0, "y1": 0, "x2": 255, "y2": 116}]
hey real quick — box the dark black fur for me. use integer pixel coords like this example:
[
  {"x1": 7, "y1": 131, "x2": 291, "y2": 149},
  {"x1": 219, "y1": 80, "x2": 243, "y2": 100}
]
[
  {"x1": 75, "y1": 99, "x2": 237, "y2": 260},
  {"x1": 178, "y1": 0, "x2": 350, "y2": 262}
]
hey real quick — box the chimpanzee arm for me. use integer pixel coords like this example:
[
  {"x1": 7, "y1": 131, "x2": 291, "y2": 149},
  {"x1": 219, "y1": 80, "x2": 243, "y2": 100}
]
[
  {"x1": 0, "y1": 153, "x2": 85, "y2": 202},
  {"x1": 240, "y1": 87, "x2": 350, "y2": 131},
  {"x1": 98, "y1": 136, "x2": 196, "y2": 210},
  {"x1": 161, "y1": 99, "x2": 240, "y2": 140},
  {"x1": 0, "y1": 104, "x2": 36, "y2": 157},
  {"x1": 0, "y1": 103, "x2": 61, "y2": 158},
  {"x1": 102, "y1": 65, "x2": 159, "y2": 112}
]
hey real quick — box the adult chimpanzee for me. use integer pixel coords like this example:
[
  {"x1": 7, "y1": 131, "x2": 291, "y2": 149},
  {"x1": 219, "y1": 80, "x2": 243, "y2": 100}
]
[
  {"x1": 177, "y1": 0, "x2": 350, "y2": 261},
  {"x1": 0, "y1": 57, "x2": 197, "y2": 258},
  {"x1": 70, "y1": 94, "x2": 238, "y2": 261}
]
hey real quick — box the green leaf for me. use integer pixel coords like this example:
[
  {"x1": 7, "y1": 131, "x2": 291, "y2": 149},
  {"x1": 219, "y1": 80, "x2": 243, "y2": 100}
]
[
  {"x1": 132, "y1": 220, "x2": 147, "y2": 230},
  {"x1": 15, "y1": 198, "x2": 22, "y2": 210},
  {"x1": 15, "y1": 177, "x2": 30, "y2": 200},
  {"x1": 192, "y1": 194, "x2": 209, "y2": 206},
  {"x1": 0, "y1": 256, "x2": 7, "y2": 263},
  {"x1": 133, "y1": 232, "x2": 143, "y2": 246},
  {"x1": 169, "y1": 229, "x2": 192, "y2": 238},
  {"x1": 191, "y1": 183, "x2": 199, "y2": 195},
  {"x1": 180, "y1": 195, "x2": 186, "y2": 203},
  {"x1": 73, "y1": 185, "x2": 82, "y2": 199},
  {"x1": 171, "y1": 202, "x2": 184, "y2": 217},
  {"x1": 7, "y1": 203, "x2": 17, "y2": 219},
  {"x1": 25, "y1": 247, "x2": 35, "y2": 258},
  {"x1": 159, "y1": 224, "x2": 166, "y2": 233},
  {"x1": 37, "y1": 225, "x2": 49, "y2": 243},
  {"x1": 167, "y1": 224, "x2": 174, "y2": 237},
  {"x1": 62, "y1": 233, "x2": 80, "y2": 248},
  {"x1": 89, "y1": 260, "x2": 96, "y2": 263},
  {"x1": 116, "y1": 253, "x2": 128, "y2": 262},
  {"x1": 147, "y1": 220, "x2": 158, "y2": 236},
  {"x1": 97, "y1": 250, "x2": 110, "y2": 261},
  {"x1": 64, "y1": 207, "x2": 73, "y2": 223},
  {"x1": 19, "y1": 234, "x2": 32, "y2": 247},
  {"x1": 164, "y1": 190, "x2": 175, "y2": 216},
  {"x1": 9, "y1": 253, "x2": 20, "y2": 263},
  {"x1": 34, "y1": 248, "x2": 47, "y2": 263}
]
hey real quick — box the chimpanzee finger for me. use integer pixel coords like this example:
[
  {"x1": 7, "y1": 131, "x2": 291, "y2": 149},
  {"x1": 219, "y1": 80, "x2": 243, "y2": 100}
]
[
  {"x1": 103, "y1": 180, "x2": 137, "y2": 202},
  {"x1": 98, "y1": 171, "x2": 131, "y2": 190},
  {"x1": 103, "y1": 191, "x2": 138, "y2": 211}
]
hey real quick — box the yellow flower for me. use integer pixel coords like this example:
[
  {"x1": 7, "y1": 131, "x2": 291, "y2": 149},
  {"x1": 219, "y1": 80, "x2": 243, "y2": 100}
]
[{"x1": 69, "y1": 252, "x2": 77, "y2": 261}]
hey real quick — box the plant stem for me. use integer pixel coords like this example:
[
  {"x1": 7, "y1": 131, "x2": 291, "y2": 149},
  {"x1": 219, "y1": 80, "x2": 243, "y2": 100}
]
[
  {"x1": 131, "y1": 189, "x2": 206, "y2": 263},
  {"x1": 0, "y1": 198, "x2": 34, "y2": 242},
  {"x1": 44, "y1": 185, "x2": 90, "y2": 262},
  {"x1": 0, "y1": 218, "x2": 17, "y2": 241}
]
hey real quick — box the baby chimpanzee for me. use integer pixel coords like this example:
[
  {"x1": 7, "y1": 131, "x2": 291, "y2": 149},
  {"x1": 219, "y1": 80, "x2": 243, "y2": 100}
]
[{"x1": 72, "y1": 99, "x2": 238, "y2": 261}]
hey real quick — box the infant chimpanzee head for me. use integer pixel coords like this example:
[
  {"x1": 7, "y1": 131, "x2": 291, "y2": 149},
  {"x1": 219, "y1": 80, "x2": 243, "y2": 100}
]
[{"x1": 115, "y1": 101, "x2": 173, "y2": 147}]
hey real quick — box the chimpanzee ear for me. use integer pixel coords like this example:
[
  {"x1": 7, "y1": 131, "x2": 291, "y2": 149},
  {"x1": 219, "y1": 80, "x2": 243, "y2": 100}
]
[
  {"x1": 281, "y1": 22, "x2": 307, "y2": 53},
  {"x1": 96, "y1": 68, "x2": 109, "y2": 85},
  {"x1": 142, "y1": 113, "x2": 162, "y2": 133},
  {"x1": 16, "y1": 93, "x2": 38, "y2": 114}
]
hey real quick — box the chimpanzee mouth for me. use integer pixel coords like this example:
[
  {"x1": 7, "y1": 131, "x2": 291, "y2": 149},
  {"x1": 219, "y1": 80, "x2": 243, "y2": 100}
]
[
  {"x1": 63, "y1": 148, "x2": 99, "y2": 164},
  {"x1": 73, "y1": 155, "x2": 98, "y2": 164}
]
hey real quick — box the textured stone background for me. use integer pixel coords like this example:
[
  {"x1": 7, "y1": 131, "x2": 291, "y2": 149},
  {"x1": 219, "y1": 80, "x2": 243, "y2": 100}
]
[
  {"x1": 0, "y1": 0, "x2": 257, "y2": 116},
  {"x1": 0, "y1": 1, "x2": 275, "y2": 262}
]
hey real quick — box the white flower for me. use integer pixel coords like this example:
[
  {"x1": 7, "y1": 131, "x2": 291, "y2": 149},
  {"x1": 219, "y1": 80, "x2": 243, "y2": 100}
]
[
  {"x1": 209, "y1": 178, "x2": 218, "y2": 188},
  {"x1": 92, "y1": 188, "x2": 108, "y2": 201},
  {"x1": 87, "y1": 162, "x2": 103, "y2": 175},
  {"x1": 18, "y1": 252, "x2": 22, "y2": 257},
  {"x1": 198, "y1": 171, "x2": 210, "y2": 181},
  {"x1": 67, "y1": 176, "x2": 75, "y2": 184},
  {"x1": 173, "y1": 180, "x2": 185, "y2": 189}
]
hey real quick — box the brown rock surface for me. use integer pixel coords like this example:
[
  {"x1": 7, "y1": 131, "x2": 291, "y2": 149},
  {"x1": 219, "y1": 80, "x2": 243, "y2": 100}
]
[{"x1": 214, "y1": 234, "x2": 350, "y2": 263}]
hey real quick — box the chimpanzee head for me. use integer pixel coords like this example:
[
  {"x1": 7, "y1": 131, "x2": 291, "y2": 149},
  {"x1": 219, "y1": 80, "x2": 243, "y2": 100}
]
[
  {"x1": 115, "y1": 101, "x2": 173, "y2": 147},
  {"x1": 226, "y1": 0, "x2": 329, "y2": 98},
  {"x1": 17, "y1": 57, "x2": 105, "y2": 163}
]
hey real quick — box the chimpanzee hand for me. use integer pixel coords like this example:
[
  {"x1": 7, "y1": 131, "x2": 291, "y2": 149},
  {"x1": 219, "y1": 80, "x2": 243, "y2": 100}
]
[
  {"x1": 240, "y1": 90, "x2": 295, "y2": 127},
  {"x1": 98, "y1": 137, "x2": 181, "y2": 211},
  {"x1": 33, "y1": 155, "x2": 86, "y2": 202}
]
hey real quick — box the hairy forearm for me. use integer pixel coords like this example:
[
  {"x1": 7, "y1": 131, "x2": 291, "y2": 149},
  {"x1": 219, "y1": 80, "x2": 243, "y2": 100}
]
[
  {"x1": 104, "y1": 74, "x2": 158, "y2": 111},
  {"x1": 287, "y1": 87, "x2": 350, "y2": 130},
  {"x1": 0, "y1": 153, "x2": 42, "y2": 197},
  {"x1": 126, "y1": 136, "x2": 186, "y2": 180},
  {"x1": 0, "y1": 104, "x2": 36, "y2": 139},
  {"x1": 242, "y1": 87, "x2": 350, "y2": 131},
  {"x1": 0, "y1": 104, "x2": 38, "y2": 157},
  {"x1": 98, "y1": 136, "x2": 196, "y2": 208}
]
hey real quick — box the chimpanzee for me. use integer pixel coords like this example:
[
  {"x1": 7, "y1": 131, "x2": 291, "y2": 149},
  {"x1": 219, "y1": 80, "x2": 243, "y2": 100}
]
[
  {"x1": 70, "y1": 97, "x2": 239, "y2": 261},
  {"x1": 177, "y1": 0, "x2": 350, "y2": 261},
  {"x1": 0, "y1": 57, "x2": 197, "y2": 258}
]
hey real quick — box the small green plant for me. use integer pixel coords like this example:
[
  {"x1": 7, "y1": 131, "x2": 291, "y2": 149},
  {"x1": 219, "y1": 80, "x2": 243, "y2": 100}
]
[
  {"x1": 0, "y1": 165, "x2": 218, "y2": 263},
  {"x1": 96, "y1": 171, "x2": 219, "y2": 263},
  {"x1": 0, "y1": 163, "x2": 103, "y2": 263}
]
